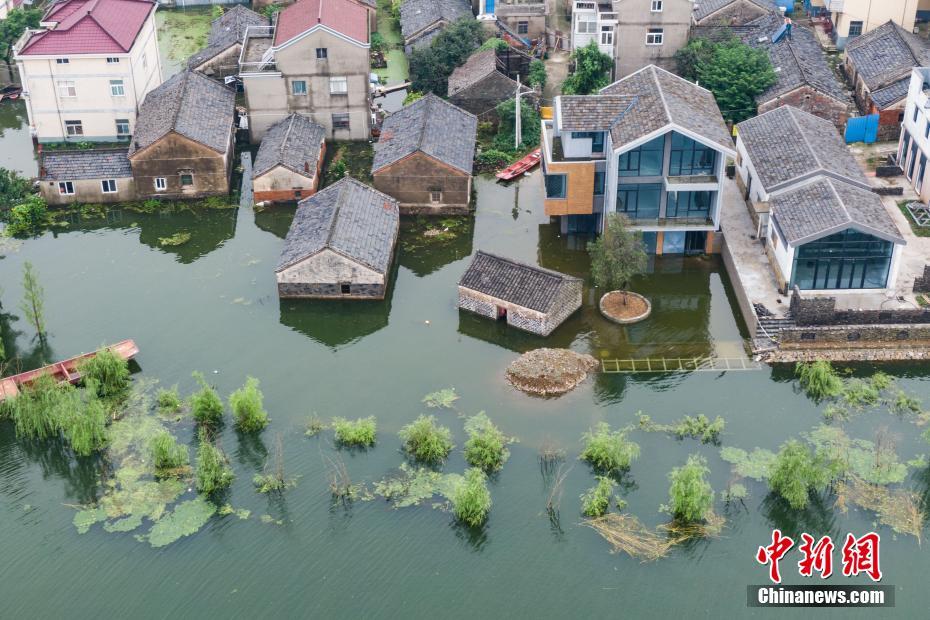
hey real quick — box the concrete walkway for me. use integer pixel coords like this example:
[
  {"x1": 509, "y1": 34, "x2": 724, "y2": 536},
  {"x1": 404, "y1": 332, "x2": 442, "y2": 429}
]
[{"x1": 240, "y1": 151, "x2": 253, "y2": 209}]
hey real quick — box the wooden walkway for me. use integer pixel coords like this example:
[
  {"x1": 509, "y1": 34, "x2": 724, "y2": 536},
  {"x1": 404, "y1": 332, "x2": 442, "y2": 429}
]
[{"x1": 600, "y1": 357, "x2": 764, "y2": 373}]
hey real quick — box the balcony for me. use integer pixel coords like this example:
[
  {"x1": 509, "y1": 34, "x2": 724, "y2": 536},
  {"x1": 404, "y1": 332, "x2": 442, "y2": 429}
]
[
  {"x1": 664, "y1": 174, "x2": 718, "y2": 192},
  {"x1": 239, "y1": 26, "x2": 278, "y2": 75},
  {"x1": 625, "y1": 216, "x2": 715, "y2": 229}
]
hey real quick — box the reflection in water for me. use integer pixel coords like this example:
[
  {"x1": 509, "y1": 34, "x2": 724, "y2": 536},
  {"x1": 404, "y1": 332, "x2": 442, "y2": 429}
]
[
  {"x1": 0, "y1": 101, "x2": 37, "y2": 177},
  {"x1": 278, "y1": 285, "x2": 394, "y2": 350},
  {"x1": 760, "y1": 490, "x2": 840, "y2": 541},
  {"x1": 398, "y1": 217, "x2": 475, "y2": 278},
  {"x1": 253, "y1": 203, "x2": 298, "y2": 240}
]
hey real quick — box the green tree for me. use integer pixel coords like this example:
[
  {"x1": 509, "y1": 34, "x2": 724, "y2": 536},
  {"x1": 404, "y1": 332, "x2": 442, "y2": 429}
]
[
  {"x1": 674, "y1": 37, "x2": 718, "y2": 82},
  {"x1": 769, "y1": 440, "x2": 838, "y2": 509},
  {"x1": 667, "y1": 454, "x2": 713, "y2": 522},
  {"x1": 562, "y1": 41, "x2": 613, "y2": 95},
  {"x1": 409, "y1": 19, "x2": 486, "y2": 96},
  {"x1": 494, "y1": 98, "x2": 540, "y2": 151},
  {"x1": 0, "y1": 167, "x2": 32, "y2": 208},
  {"x1": 211, "y1": 5, "x2": 224, "y2": 19},
  {"x1": 690, "y1": 38, "x2": 776, "y2": 123},
  {"x1": 0, "y1": 8, "x2": 42, "y2": 64},
  {"x1": 6, "y1": 195, "x2": 48, "y2": 236},
  {"x1": 19, "y1": 261, "x2": 45, "y2": 339},
  {"x1": 587, "y1": 214, "x2": 648, "y2": 299},
  {"x1": 402, "y1": 91, "x2": 424, "y2": 106},
  {"x1": 528, "y1": 59, "x2": 547, "y2": 90}
]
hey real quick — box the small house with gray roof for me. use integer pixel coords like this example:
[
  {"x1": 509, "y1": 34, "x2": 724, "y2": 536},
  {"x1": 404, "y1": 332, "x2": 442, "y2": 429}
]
[
  {"x1": 372, "y1": 94, "x2": 477, "y2": 214},
  {"x1": 541, "y1": 64, "x2": 735, "y2": 254},
  {"x1": 447, "y1": 46, "x2": 535, "y2": 120},
  {"x1": 735, "y1": 105, "x2": 905, "y2": 293},
  {"x1": 253, "y1": 114, "x2": 327, "y2": 204},
  {"x1": 276, "y1": 177, "x2": 400, "y2": 299},
  {"x1": 188, "y1": 5, "x2": 269, "y2": 80},
  {"x1": 458, "y1": 250, "x2": 582, "y2": 336},
  {"x1": 128, "y1": 70, "x2": 236, "y2": 199},
  {"x1": 400, "y1": 0, "x2": 471, "y2": 54},
  {"x1": 39, "y1": 149, "x2": 134, "y2": 206}
]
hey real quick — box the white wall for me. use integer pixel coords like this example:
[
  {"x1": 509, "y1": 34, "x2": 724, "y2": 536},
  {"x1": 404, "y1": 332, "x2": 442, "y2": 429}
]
[{"x1": 735, "y1": 133, "x2": 770, "y2": 203}]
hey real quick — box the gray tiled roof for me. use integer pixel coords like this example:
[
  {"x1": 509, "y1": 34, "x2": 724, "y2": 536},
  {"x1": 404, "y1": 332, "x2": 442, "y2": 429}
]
[
  {"x1": 869, "y1": 77, "x2": 910, "y2": 109},
  {"x1": 400, "y1": 0, "x2": 470, "y2": 41},
  {"x1": 459, "y1": 250, "x2": 581, "y2": 313},
  {"x1": 372, "y1": 93, "x2": 477, "y2": 175},
  {"x1": 693, "y1": 0, "x2": 776, "y2": 21},
  {"x1": 253, "y1": 114, "x2": 326, "y2": 178},
  {"x1": 736, "y1": 106, "x2": 866, "y2": 192},
  {"x1": 559, "y1": 95, "x2": 636, "y2": 132},
  {"x1": 845, "y1": 20, "x2": 930, "y2": 92},
  {"x1": 188, "y1": 5, "x2": 268, "y2": 68},
  {"x1": 276, "y1": 177, "x2": 400, "y2": 274},
  {"x1": 599, "y1": 65, "x2": 734, "y2": 152},
  {"x1": 771, "y1": 177, "x2": 905, "y2": 245},
  {"x1": 129, "y1": 70, "x2": 235, "y2": 156},
  {"x1": 448, "y1": 48, "x2": 532, "y2": 96},
  {"x1": 40, "y1": 149, "x2": 132, "y2": 181}
]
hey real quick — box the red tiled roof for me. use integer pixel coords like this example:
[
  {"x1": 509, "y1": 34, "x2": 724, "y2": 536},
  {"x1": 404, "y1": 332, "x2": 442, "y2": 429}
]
[
  {"x1": 19, "y1": 0, "x2": 155, "y2": 56},
  {"x1": 273, "y1": 0, "x2": 369, "y2": 47}
]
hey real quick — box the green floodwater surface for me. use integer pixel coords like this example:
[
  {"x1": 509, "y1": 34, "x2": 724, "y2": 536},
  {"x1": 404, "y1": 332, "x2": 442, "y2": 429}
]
[{"x1": 1, "y1": 175, "x2": 930, "y2": 618}]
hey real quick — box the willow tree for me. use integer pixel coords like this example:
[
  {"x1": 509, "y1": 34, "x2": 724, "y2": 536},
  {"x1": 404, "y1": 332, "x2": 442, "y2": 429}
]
[
  {"x1": 587, "y1": 214, "x2": 648, "y2": 302},
  {"x1": 19, "y1": 261, "x2": 45, "y2": 340}
]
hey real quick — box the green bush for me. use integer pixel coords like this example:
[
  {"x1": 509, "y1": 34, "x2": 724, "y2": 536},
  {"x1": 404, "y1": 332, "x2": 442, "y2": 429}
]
[
  {"x1": 475, "y1": 149, "x2": 512, "y2": 172},
  {"x1": 562, "y1": 41, "x2": 613, "y2": 95},
  {"x1": 62, "y1": 387, "x2": 108, "y2": 456},
  {"x1": 667, "y1": 454, "x2": 713, "y2": 522},
  {"x1": 580, "y1": 422, "x2": 640, "y2": 474},
  {"x1": 196, "y1": 438, "x2": 234, "y2": 494},
  {"x1": 769, "y1": 440, "x2": 837, "y2": 509},
  {"x1": 79, "y1": 347, "x2": 130, "y2": 397},
  {"x1": 332, "y1": 416, "x2": 377, "y2": 447},
  {"x1": 528, "y1": 59, "x2": 547, "y2": 89},
  {"x1": 581, "y1": 476, "x2": 615, "y2": 517},
  {"x1": 452, "y1": 468, "x2": 491, "y2": 526},
  {"x1": 402, "y1": 90, "x2": 424, "y2": 106},
  {"x1": 399, "y1": 415, "x2": 453, "y2": 464},
  {"x1": 370, "y1": 31, "x2": 386, "y2": 53},
  {"x1": 229, "y1": 376, "x2": 269, "y2": 432},
  {"x1": 0, "y1": 167, "x2": 32, "y2": 207},
  {"x1": 7, "y1": 374, "x2": 67, "y2": 439},
  {"x1": 6, "y1": 195, "x2": 48, "y2": 236},
  {"x1": 463, "y1": 412, "x2": 508, "y2": 472},
  {"x1": 190, "y1": 371, "x2": 223, "y2": 427},
  {"x1": 156, "y1": 386, "x2": 182, "y2": 414},
  {"x1": 493, "y1": 98, "x2": 540, "y2": 151},
  {"x1": 151, "y1": 431, "x2": 189, "y2": 474},
  {"x1": 795, "y1": 361, "x2": 843, "y2": 401}
]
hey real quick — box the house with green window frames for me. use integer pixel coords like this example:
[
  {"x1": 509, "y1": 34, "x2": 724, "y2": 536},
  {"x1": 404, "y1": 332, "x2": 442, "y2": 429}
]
[
  {"x1": 735, "y1": 105, "x2": 906, "y2": 293},
  {"x1": 540, "y1": 65, "x2": 735, "y2": 254}
]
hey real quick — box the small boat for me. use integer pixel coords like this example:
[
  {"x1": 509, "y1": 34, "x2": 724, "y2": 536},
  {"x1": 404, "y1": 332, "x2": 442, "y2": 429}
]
[
  {"x1": 495, "y1": 148, "x2": 541, "y2": 181},
  {"x1": 0, "y1": 339, "x2": 139, "y2": 401},
  {"x1": 0, "y1": 86, "x2": 22, "y2": 102}
]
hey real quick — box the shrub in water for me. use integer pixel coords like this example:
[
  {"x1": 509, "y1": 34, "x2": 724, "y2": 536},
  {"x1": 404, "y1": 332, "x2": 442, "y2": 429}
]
[
  {"x1": 62, "y1": 386, "x2": 108, "y2": 456},
  {"x1": 580, "y1": 422, "x2": 640, "y2": 474},
  {"x1": 229, "y1": 376, "x2": 268, "y2": 432},
  {"x1": 452, "y1": 467, "x2": 492, "y2": 526},
  {"x1": 795, "y1": 361, "x2": 843, "y2": 401},
  {"x1": 332, "y1": 416, "x2": 377, "y2": 447},
  {"x1": 667, "y1": 454, "x2": 713, "y2": 522},
  {"x1": 769, "y1": 440, "x2": 837, "y2": 509},
  {"x1": 151, "y1": 431, "x2": 189, "y2": 475},
  {"x1": 190, "y1": 371, "x2": 223, "y2": 427},
  {"x1": 8, "y1": 374, "x2": 67, "y2": 439},
  {"x1": 463, "y1": 412, "x2": 509, "y2": 472},
  {"x1": 581, "y1": 476, "x2": 615, "y2": 517},
  {"x1": 196, "y1": 438, "x2": 234, "y2": 494},
  {"x1": 80, "y1": 347, "x2": 130, "y2": 398},
  {"x1": 398, "y1": 415, "x2": 453, "y2": 464},
  {"x1": 156, "y1": 386, "x2": 182, "y2": 414}
]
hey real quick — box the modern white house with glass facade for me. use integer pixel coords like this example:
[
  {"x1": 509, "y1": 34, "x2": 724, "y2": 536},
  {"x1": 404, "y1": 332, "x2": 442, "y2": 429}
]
[
  {"x1": 541, "y1": 65, "x2": 734, "y2": 254},
  {"x1": 897, "y1": 67, "x2": 930, "y2": 203},
  {"x1": 736, "y1": 105, "x2": 906, "y2": 293}
]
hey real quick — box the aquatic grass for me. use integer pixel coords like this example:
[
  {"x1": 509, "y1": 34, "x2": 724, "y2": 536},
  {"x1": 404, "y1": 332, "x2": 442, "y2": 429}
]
[
  {"x1": 305, "y1": 414, "x2": 325, "y2": 437},
  {"x1": 158, "y1": 231, "x2": 191, "y2": 247},
  {"x1": 399, "y1": 415, "x2": 454, "y2": 464},
  {"x1": 195, "y1": 437, "x2": 234, "y2": 494},
  {"x1": 156, "y1": 385, "x2": 182, "y2": 414},
  {"x1": 581, "y1": 476, "x2": 615, "y2": 517},
  {"x1": 451, "y1": 467, "x2": 491, "y2": 527},
  {"x1": 254, "y1": 434, "x2": 296, "y2": 493},
  {"x1": 422, "y1": 387, "x2": 458, "y2": 409},
  {"x1": 146, "y1": 497, "x2": 216, "y2": 548},
  {"x1": 795, "y1": 361, "x2": 843, "y2": 402},
  {"x1": 835, "y1": 476, "x2": 924, "y2": 541},
  {"x1": 638, "y1": 413, "x2": 725, "y2": 444},
  {"x1": 719, "y1": 446, "x2": 777, "y2": 480},
  {"x1": 150, "y1": 431, "x2": 189, "y2": 476},
  {"x1": 79, "y1": 347, "x2": 130, "y2": 398},
  {"x1": 463, "y1": 412, "x2": 509, "y2": 472},
  {"x1": 371, "y1": 463, "x2": 463, "y2": 508},
  {"x1": 229, "y1": 377, "x2": 268, "y2": 433},
  {"x1": 579, "y1": 422, "x2": 640, "y2": 474},
  {"x1": 190, "y1": 371, "x2": 223, "y2": 427},
  {"x1": 332, "y1": 416, "x2": 377, "y2": 447},
  {"x1": 841, "y1": 379, "x2": 880, "y2": 409},
  {"x1": 806, "y1": 425, "x2": 907, "y2": 485},
  {"x1": 889, "y1": 390, "x2": 923, "y2": 416},
  {"x1": 665, "y1": 454, "x2": 713, "y2": 523}
]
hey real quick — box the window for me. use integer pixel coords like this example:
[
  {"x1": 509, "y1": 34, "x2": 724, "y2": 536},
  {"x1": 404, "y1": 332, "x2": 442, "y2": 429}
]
[
  {"x1": 154, "y1": 177, "x2": 166, "y2": 191},
  {"x1": 56, "y1": 58, "x2": 69, "y2": 64},
  {"x1": 646, "y1": 28, "x2": 664, "y2": 45},
  {"x1": 600, "y1": 26, "x2": 614, "y2": 46},
  {"x1": 65, "y1": 120, "x2": 83, "y2": 136},
  {"x1": 106, "y1": 57, "x2": 120, "y2": 64},
  {"x1": 101, "y1": 179, "x2": 117, "y2": 194},
  {"x1": 668, "y1": 133, "x2": 716, "y2": 176},
  {"x1": 618, "y1": 136, "x2": 664, "y2": 176},
  {"x1": 57, "y1": 80, "x2": 76, "y2": 97},
  {"x1": 848, "y1": 20, "x2": 863, "y2": 37},
  {"x1": 616, "y1": 183, "x2": 661, "y2": 221},
  {"x1": 571, "y1": 131, "x2": 604, "y2": 153},
  {"x1": 110, "y1": 79, "x2": 125, "y2": 97},
  {"x1": 651, "y1": 0, "x2": 663, "y2": 10},
  {"x1": 666, "y1": 191, "x2": 713, "y2": 220},
  {"x1": 576, "y1": 16, "x2": 597, "y2": 34},
  {"x1": 594, "y1": 171, "x2": 605, "y2": 195},
  {"x1": 316, "y1": 48, "x2": 328, "y2": 59},
  {"x1": 517, "y1": 21, "x2": 528, "y2": 35},
  {"x1": 430, "y1": 188, "x2": 442, "y2": 203},
  {"x1": 925, "y1": 120, "x2": 929, "y2": 140},
  {"x1": 180, "y1": 173, "x2": 194, "y2": 187},
  {"x1": 58, "y1": 181, "x2": 74, "y2": 195},
  {"x1": 790, "y1": 229, "x2": 895, "y2": 290},
  {"x1": 330, "y1": 76, "x2": 348, "y2": 94},
  {"x1": 332, "y1": 113, "x2": 350, "y2": 130},
  {"x1": 914, "y1": 104, "x2": 919, "y2": 123},
  {"x1": 545, "y1": 174, "x2": 567, "y2": 199},
  {"x1": 340, "y1": 283, "x2": 351, "y2": 295},
  {"x1": 291, "y1": 80, "x2": 307, "y2": 95},
  {"x1": 116, "y1": 118, "x2": 130, "y2": 136}
]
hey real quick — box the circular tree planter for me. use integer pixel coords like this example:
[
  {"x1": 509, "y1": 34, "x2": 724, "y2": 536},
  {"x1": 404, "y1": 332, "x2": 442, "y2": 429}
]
[{"x1": 599, "y1": 291, "x2": 651, "y2": 324}]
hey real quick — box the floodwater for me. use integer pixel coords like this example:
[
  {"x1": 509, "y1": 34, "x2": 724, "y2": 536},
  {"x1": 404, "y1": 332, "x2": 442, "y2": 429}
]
[
  {"x1": 0, "y1": 101, "x2": 37, "y2": 177},
  {"x1": 2, "y1": 175, "x2": 930, "y2": 617}
]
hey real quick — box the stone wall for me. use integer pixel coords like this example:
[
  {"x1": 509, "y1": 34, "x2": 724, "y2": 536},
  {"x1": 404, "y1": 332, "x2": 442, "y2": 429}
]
[
  {"x1": 780, "y1": 324, "x2": 930, "y2": 350},
  {"x1": 790, "y1": 287, "x2": 930, "y2": 325},
  {"x1": 458, "y1": 285, "x2": 580, "y2": 336},
  {"x1": 913, "y1": 265, "x2": 930, "y2": 293},
  {"x1": 541, "y1": 280, "x2": 583, "y2": 335},
  {"x1": 278, "y1": 282, "x2": 385, "y2": 299}
]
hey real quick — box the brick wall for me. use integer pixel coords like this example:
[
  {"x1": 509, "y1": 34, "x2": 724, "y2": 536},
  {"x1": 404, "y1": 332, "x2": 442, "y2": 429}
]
[{"x1": 757, "y1": 87, "x2": 849, "y2": 131}]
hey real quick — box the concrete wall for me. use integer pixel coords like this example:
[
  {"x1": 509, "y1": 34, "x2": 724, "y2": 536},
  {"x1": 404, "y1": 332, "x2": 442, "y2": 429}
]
[
  {"x1": 129, "y1": 132, "x2": 233, "y2": 199},
  {"x1": 40, "y1": 175, "x2": 135, "y2": 205},
  {"x1": 458, "y1": 280, "x2": 582, "y2": 336},
  {"x1": 373, "y1": 152, "x2": 472, "y2": 214},
  {"x1": 757, "y1": 86, "x2": 850, "y2": 132},
  {"x1": 498, "y1": 14, "x2": 547, "y2": 40},
  {"x1": 832, "y1": 0, "x2": 919, "y2": 48},
  {"x1": 721, "y1": 233, "x2": 759, "y2": 335},
  {"x1": 615, "y1": 0, "x2": 691, "y2": 77},
  {"x1": 254, "y1": 163, "x2": 322, "y2": 204},
  {"x1": 277, "y1": 248, "x2": 389, "y2": 299}
]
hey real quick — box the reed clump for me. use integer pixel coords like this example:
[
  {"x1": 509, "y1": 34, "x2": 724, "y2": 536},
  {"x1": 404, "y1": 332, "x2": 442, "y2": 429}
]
[
  {"x1": 229, "y1": 376, "x2": 269, "y2": 432},
  {"x1": 150, "y1": 431, "x2": 189, "y2": 476},
  {"x1": 451, "y1": 467, "x2": 491, "y2": 526},
  {"x1": 332, "y1": 416, "x2": 377, "y2": 447},
  {"x1": 156, "y1": 386, "x2": 183, "y2": 414},
  {"x1": 580, "y1": 422, "x2": 640, "y2": 474},
  {"x1": 463, "y1": 412, "x2": 509, "y2": 472},
  {"x1": 196, "y1": 435, "x2": 234, "y2": 494},
  {"x1": 190, "y1": 372, "x2": 223, "y2": 427},
  {"x1": 581, "y1": 476, "x2": 615, "y2": 517},
  {"x1": 399, "y1": 415, "x2": 453, "y2": 464},
  {"x1": 79, "y1": 348, "x2": 130, "y2": 398}
]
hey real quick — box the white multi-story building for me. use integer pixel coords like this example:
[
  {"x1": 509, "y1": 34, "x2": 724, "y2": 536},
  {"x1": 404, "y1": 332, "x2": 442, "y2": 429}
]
[
  {"x1": 571, "y1": 1, "x2": 617, "y2": 58},
  {"x1": 898, "y1": 67, "x2": 930, "y2": 201},
  {"x1": 13, "y1": 0, "x2": 163, "y2": 144}
]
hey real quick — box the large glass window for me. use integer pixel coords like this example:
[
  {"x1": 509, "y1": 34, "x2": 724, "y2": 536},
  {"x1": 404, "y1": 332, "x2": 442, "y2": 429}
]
[
  {"x1": 618, "y1": 136, "x2": 664, "y2": 177},
  {"x1": 617, "y1": 183, "x2": 661, "y2": 221},
  {"x1": 669, "y1": 133, "x2": 716, "y2": 176},
  {"x1": 594, "y1": 171, "x2": 605, "y2": 195},
  {"x1": 571, "y1": 131, "x2": 604, "y2": 153},
  {"x1": 791, "y1": 229, "x2": 894, "y2": 290},
  {"x1": 666, "y1": 191, "x2": 713, "y2": 220},
  {"x1": 545, "y1": 174, "x2": 567, "y2": 198}
]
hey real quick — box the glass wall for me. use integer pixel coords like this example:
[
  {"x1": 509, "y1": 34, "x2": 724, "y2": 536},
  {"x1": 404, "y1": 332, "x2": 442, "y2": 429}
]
[
  {"x1": 791, "y1": 229, "x2": 894, "y2": 290},
  {"x1": 618, "y1": 136, "x2": 664, "y2": 177},
  {"x1": 617, "y1": 183, "x2": 661, "y2": 221},
  {"x1": 669, "y1": 134, "x2": 716, "y2": 176},
  {"x1": 666, "y1": 191, "x2": 713, "y2": 220},
  {"x1": 545, "y1": 174, "x2": 566, "y2": 198}
]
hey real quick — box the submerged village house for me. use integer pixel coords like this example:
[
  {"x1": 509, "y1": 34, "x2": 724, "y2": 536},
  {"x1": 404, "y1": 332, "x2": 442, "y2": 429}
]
[
  {"x1": 275, "y1": 177, "x2": 400, "y2": 299},
  {"x1": 458, "y1": 251, "x2": 582, "y2": 336},
  {"x1": 253, "y1": 114, "x2": 327, "y2": 204},
  {"x1": 372, "y1": 94, "x2": 477, "y2": 214},
  {"x1": 188, "y1": 4, "x2": 269, "y2": 80},
  {"x1": 447, "y1": 46, "x2": 535, "y2": 120},
  {"x1": 39, "y1": 149, "x2": 135, "y2": 205}
]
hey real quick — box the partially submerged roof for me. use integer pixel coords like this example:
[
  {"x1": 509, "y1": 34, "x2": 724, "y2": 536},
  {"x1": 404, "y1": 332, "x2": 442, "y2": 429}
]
[
  {"x1": 40, "y1": 149, "x2": 132, "y2": 180},
  {"x1": 736, "y1": 106, "x2": 866, "y2": 192},
  {"x1": 253, "y1": 114, "x2": 326, "y2": 178},
  {"x1": 129, "y1": 70, "x2": 235, "y2": 156},
  {"x1": 771, "y1": 177, "x2": 905, "y2": 246},
  {"x1": 448, "y1": 48, "x2": 533, "y2": 96},
  {"x1": 693, "y1": 0, "x2": 776, "y2": 21},
  {"x1": 459, "y1": 251, "x2": 581, "y2": 314},
  {"x1": 188, "y1": 5, "x2": 268, "y2": 68},
  {"x1": 845, "y1": 20, "x2": 930, "y2": 92},
  {"x1": 599, "y1": 65, "x2": 733, "y2": 152},
  {"x1": 18, "y1": 0, "x2": 155, "y2": 56},
  {"x1": 372, "y1": 94, "x2": 477, "y2": 175},
  {"x1": 276, "y1": 177, "x2": 399, "y2": 274},
  {"x1": 400, "y1": 0, "x2": 470, "y2": 41},
  {"x1": 275, "y1": 0, "x2": 369, "y2": 46}
]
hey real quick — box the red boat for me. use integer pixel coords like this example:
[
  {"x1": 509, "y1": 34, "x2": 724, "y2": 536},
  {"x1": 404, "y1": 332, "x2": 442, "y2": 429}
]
[
  {"x1": 496, "y1": 148, "x2": 541, "y2": 181},
  {"x1": 0, "y1": 86, "x2": 22, "y2": 102},
  {"x1": 0, "y1": 339, "x2": 139, "y2": 401}
]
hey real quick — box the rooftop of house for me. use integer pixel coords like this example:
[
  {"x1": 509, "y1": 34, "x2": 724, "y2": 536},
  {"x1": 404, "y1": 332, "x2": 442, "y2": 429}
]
[
  {"x1": 459, "y1": 250, "x2": 581, "y2": 314},
  {"x1": 274, "y1": 0, "x2": 369, "y2": 47},
  {"x1": 400, "y1": 0, "x2": 470, "y2": 41},
  {"x1": 40, "y1": 148, "x2": 132, "y2": 180},
  {"x1": 771, "y1": 177, "x2": 905, "y2": 246},
  {"x1": 372, "y1": 94, "x2": 477, "y2": 175},
  {"x1": 494, "y1": 3, "x2": 547, "y2": 16},
  {"x1": 692, "y1": 0, "x2": 776, "y2": 22},
  {"x1": 129, "y1": 70, "x2": 235, "y2": 156},
  {"x1": 845, "y1": 20, "x2": 930, "y2": 92},
  {"x1": 18, "y1": 0, "x2": 156, "y2": 56},
  {"x1": 447, "y1": 48, "x2": 533, "y2": 97},
  {"x1": 188, "y1": 5, "x2": 268, "y2": 68},
  {"x1": 869, "y1": 77, "x2": 912, "y2": 109},
  {"x1": 276, "y1": 177, "x2": 400, "y2": 274},
  {"x1": 253, "y1": 114, "x2": 327, "y2": 179}
]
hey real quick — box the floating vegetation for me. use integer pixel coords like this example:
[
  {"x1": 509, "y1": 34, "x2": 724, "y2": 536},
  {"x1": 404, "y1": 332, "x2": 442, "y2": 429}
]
[
  {"x1": 795, "y1": 361, "x2": 843, "y2": 401},
  {"x1": 218, "y1": 504, "x2": 251, "y2": 520},
  {"x1": 401, "y1": 217, "x2": 471, "y2": 252},
  {"x1": 805, "y1": 425, "x2": 907, "y2": 485},
  {"x1": 723, "y1": 483, "x2": 748, "y2": 503},
  {"x1": 581, "y1": 476, "x2": 615, "y2": 517},
  {"x1": 158, "y1": 231, "x2": 192, "y2": 247},
  {"x1": 332, "y1": 416, "x2": 377, "y2": 447},
  {"x1": 145, "y1": 497, "x2": 216, "y2": 548},
  {"x1": 451, "y1": 468, "x2": 491, "y2": 526},
  {"x1": 463, "y1": 412, "x2": 510, "y2": 472},
  {"x1": 580, "y1": 422, "x2": 640, "y2": 475},
  {"x1": 229, "y1": 376, "x2": 269, "y2": 433},
  {"x1": 665, "y1": 454, "x2": 714, "y2": 522},
  {"x1": 324, "y1": 452, "x2": 358, "y2": 502},
  {"x1": 888, "y1": 390, "x2": 923, "y2": 417},
  {"x1": 422, "y1": 387, "x2": 458, "y2": 409},
  {"x1": 584, "y1": 514, "x2": 678, "y2": 561},
  {"x1": 150, "y1": 431, "x2": 189, "y2": 477},
  {"x1": 260, "y1": 514, "x2": 284, "y2": 526},
  {"x1": 305, "y1": 414, "x2": 326, "y2": 437},
  {"x1": 637, "y1": 413, "x2": 725, "y2": 444},
  {"x1": 719, "y1": 446, "x2": 777, "y2": 481},
  {"x1": 195, "y1": 437, "x2": 234, "y2": 494},
  {"x1": 835, "y1": 476, "x2": 924, "y2": 541},
  {"x1": 841, "y1": 379, "x2": 880, "y2": 409},
  {"x1": 79, "y1": 347, "x2": 131, "y2": 397},
  {"x1": 372, "y1": 463, "x2": 463, "y2": 508},
  {"x1": 190, "y1": 371, "x2": 223, "y2": 427},
  {"x1": 398, "y1": 415, "x2": 454, "y2": 465},
  {"x1": 156, "y1": 385, "x2": 183, "y2": 415}
]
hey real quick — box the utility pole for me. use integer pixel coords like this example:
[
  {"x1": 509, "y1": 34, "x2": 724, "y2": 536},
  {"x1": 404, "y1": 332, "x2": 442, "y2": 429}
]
[{"x1": 515, "y1": 75, "x2": 522, "y2": 150}]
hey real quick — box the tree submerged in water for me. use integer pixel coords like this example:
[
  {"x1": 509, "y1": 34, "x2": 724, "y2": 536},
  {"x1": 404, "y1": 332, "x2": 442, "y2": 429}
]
[
  {"x1": 665, "y1": 454, "x2": 714, "y2": 523},
  {"x1": 768, "y1": 440, "x2": 839, "y2": 509},
  {"x1": 19, "y1": 261, "x2": 46, "y2": 340},
  {"x1": 795, "y1": 361, "x2": 843, "y2": 402},
  {"x1": 588, "y1": 214, "x2": 648, "y2": 304},
  {"x1": 580, "y1": 421, "x2": 640, "y2": 474}
]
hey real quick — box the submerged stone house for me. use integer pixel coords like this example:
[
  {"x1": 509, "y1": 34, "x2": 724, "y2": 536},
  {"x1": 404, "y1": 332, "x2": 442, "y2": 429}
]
[
  {"x1": 458, "y1": 251, "x2": 583, "y2": 336},
  {"x1": 275, "y1": 177, "x2": 400, "y2": 299},
  {"x1": 447, "y1": 47, "x2": 535, "y2": 120},
  {"x1": 39, "y1": 149, "x2": 135, "y2": 206},
  {"x1": 400, "y1": 0, "x2": 471, "y2": 53},
  {"x1": 253, "y1": 114, "x2": 327, "y2": 204},
  {"x1": 372, "y1": 94, "x2": 477, "y2": 214}
]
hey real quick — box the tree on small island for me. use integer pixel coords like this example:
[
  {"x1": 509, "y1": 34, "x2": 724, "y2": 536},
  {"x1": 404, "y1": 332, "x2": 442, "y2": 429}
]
[{"x1": 587, "y1": 214, "x2": 648, "y2": 305}]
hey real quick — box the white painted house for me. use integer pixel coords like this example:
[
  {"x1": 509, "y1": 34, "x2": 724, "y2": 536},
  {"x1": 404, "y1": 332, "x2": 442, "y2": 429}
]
[{"x1": 897, "y1": 67, "x2": 930, "y2": 202}]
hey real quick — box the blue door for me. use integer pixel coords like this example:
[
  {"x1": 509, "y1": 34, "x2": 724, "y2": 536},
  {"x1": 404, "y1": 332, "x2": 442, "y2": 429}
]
[
  {"x1": 485, "y1": 0, "x2": 494, "y2": 13},
  {"x1": 845, "y1": 114, "x2": 879, "y2": 144}
]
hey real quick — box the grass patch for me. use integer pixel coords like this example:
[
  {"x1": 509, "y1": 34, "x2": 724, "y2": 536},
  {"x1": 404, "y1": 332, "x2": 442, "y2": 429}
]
[
  {"x1": 579, "y1": 422, "x2": 640, "y2": 474},
  {"x1": 156, "y1": 385, "x2": 182, "y2": 415},
  {"x1": 332, "y1": 416, "x2": 377, "y2": 447},
  {"x1": 463, "y1": 412, "x2": 509, "y2": 472},
  {"x1": 156, "y1": 8, "x2": 212, "y2": 65},
  {"x1": 399, "y1": 415, "x2": 453, "y2": 464},
  {"x1": 451, "y1": 468, "x2": 491, "y2": 526},
  {"x1": 898, "y1": 201, "x2": 930, "y2": 237},
  {"x1": 581, "y1": 476, "x2": 615, "y2": 517},
  {"x1": 229, "y1": 376, "x2": 269, "y2": 433},
  {"x1": 323, "y1": 142, "x2": 373, "y2": 186},
  {"x1": 150, "y1": 431, "x2": 189, "y2": 476}
]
